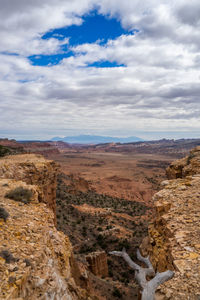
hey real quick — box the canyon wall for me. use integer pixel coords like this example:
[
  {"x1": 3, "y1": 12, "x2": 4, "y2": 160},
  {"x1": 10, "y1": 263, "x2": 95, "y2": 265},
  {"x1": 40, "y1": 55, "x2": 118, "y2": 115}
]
[
  {"x1": 145, "y1": 147, "x2": 200, "y2": 299},
  {"x1": 0, "y1": 154, "x2": 92, "y2": 300},
  {"x1": 0, "y1": 154, "x2": 59, "y2": 222}
]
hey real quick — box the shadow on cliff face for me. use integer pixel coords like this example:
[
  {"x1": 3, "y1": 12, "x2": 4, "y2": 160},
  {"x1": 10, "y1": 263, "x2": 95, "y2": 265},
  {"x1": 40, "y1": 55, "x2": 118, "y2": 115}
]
[{"x1": 56, "y1": 173, "x2": 152, "y2": 300}]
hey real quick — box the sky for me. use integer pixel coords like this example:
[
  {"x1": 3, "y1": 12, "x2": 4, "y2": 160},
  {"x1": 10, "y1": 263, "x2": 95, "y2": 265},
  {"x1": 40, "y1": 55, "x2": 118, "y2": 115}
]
[{"x1": 0, "y1": 0, "x2": 200, "y2": 140}]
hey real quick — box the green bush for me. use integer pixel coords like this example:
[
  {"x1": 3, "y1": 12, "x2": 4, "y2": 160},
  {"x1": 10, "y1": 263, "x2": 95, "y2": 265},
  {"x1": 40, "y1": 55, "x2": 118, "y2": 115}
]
[
  {"x1": 0, "y1": 250, "x2": 17, "y2": 263},
  {"x1": 0, "y1": 207, "x2": 9, "y2": 222},
  {"x1": 187, "y1": 152, "x2": 195, "y2": 165},
  {"x1": 6, "y1": 187, "x2": 33, "y2": 204},
  {"x1": 0, "y1": 145, "x2": 11, "y2": 157},
  {"x1": 112, "y1": 287, "x2": 122, "y2": 298}
]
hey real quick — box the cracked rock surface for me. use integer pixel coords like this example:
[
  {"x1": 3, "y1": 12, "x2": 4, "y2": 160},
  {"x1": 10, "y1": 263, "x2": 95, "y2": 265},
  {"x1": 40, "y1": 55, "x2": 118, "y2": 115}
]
[
  {"x1": 146, "y1": 147, "x2": 200, "y2": 300},
  {"x1": 0, "y1": 155, "x2": 92, "y2": 300}
]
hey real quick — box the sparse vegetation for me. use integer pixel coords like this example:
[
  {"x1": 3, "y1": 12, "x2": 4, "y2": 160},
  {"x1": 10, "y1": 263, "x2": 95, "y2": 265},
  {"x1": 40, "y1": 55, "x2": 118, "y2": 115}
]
[
  {"x1": 24, "y1": 258, "x2": 32, "y2": 267},
  {"x1": 56, "y1": 175, "x2": 148, "y2": 217},
  {"x1": 0, "y1": 249, "x2": 17, "y2": 263},
  {"x1": 55, "y1": 173, "x2": 149, "y2": 295},
  {"x1": 112, "y1": 287, "x2": 122, "y2": 298},
  {"x1": 0, "y1": 145, "x2": 11, "y2": 157},
  {"x1": 0, "y1": 207, "x2": 9, "y2": 222},
  {"x1": 187, "y1": 152, "x2": 195, "y2": 165},
  {"x1": 5, "y1": 187, "x2": 33, "y2": 204},
  {"x1": 50, "y1": 140, "x2": 194, "y2": 299}
]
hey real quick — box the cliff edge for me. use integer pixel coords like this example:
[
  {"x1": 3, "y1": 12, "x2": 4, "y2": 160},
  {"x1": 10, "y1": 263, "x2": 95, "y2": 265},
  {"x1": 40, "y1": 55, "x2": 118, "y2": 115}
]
[
  {"x1": 144, "y1": 147, "x2": 200, "y2": 299},
  {"x1": 0, "y1": 154, "x2": 59, "y2": 223},
  {"x1": 0, "y1": 154, "x2": 91, "y2": 300}
]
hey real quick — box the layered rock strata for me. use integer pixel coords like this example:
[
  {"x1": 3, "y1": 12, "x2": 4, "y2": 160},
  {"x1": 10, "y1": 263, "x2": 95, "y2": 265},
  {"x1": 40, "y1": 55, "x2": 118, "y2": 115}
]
[
  {"x1": 86, "y1": 251, "x2": 108, "y2": 277},
  {"x1": 146, "y1": 147, "x2": 200, "y2": 299},
  {"x1": 0, "y1": 154, "x2": 59, "y2": 222},
  {"x1": 0, "y1": 154, "x2": 92, "y2": 300},
  {"x1": 166, "y1": 146, "x2": 200, "y2": 179}
]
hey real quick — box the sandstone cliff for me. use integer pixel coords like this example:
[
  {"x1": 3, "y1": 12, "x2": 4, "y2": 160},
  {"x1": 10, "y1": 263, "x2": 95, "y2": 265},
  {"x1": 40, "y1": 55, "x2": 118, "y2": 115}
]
[
  {"x1": 145, "y1": 147, "x2": 200, "y2": 299},
  {"x1": 0, "y1": 154, "x2": 59, "y2": 222},
  {"x1": 0, "y1": 154, "x2": 92, "y2": 300},
  {"x1": 166, "y1": 146, "x2": 200, "y2": 179},
  {"x1": 86, "y1": 251, "x2": 108, "y2": 277}
]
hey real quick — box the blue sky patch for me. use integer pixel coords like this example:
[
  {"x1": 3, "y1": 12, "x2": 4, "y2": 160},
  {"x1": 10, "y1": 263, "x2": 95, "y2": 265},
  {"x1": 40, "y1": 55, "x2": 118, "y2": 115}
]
[
  {"x1": 28, "y1": 52, "x2": 74, "y2": 66},
  {"x1": 88, "y1": 61, "x2": 126, "y2": 68},
  {"x1": 29, "y1": 11, "x2": 133, "y2": 67},
  {"x1": 42, "y1": 11, "x2": 130, "y2": 45}
]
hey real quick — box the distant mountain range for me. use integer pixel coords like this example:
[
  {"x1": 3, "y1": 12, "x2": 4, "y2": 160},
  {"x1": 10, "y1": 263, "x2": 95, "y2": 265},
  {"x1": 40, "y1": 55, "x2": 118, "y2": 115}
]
[{"x1": 51, "y1": 135, "x2": 144, "y2": 144}]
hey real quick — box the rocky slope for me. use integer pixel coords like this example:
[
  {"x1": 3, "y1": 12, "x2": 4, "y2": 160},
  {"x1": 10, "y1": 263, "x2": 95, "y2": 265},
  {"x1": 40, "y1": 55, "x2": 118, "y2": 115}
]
[
  {"x1": 166, "y1": 146, "x2": 200, "y2": 179},
  {"x1": 0, "y1": 154, "x2": 59, "y2": 223},
  {"x1": 0, "y1": 154, "x2": 92, "y2": 300},
  {"x1": 143, "y1": 147, "x2": 200, "y2": 299}
]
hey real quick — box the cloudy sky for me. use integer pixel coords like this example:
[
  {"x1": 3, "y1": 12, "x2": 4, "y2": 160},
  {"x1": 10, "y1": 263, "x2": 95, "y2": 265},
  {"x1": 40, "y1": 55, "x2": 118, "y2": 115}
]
[{"x1": 0, "y1": 0, "x2": 200, "y2": 140}]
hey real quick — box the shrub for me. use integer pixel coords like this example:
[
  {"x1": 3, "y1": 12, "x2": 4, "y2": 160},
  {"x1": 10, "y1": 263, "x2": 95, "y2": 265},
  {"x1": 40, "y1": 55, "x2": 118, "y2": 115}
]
[
  {"x1": 109, "y1": 269, "x2": 113, "y2": 277},
  {"x1": 0, "y1": 145, "x2": 11, "y2": 157},
  {"x1": 96, "y1": 234, "x2": 103, "y2": 242},
  {"x1": 0, "y1": 250, "x2": 17, "y2": 263},
  {"x1": 187, "y1": 152, "x2": 195, "y2": 165},
  {"x1": 112, "y1": 287, "x2": 122, "y2": 298},
  {"x1": 24, "y1": 258, "x2": 32, "y2": 267},
  {"x1": 82, "y1": 226, "x2": 87, "y2": 237},
  {"x1": 0, "y1": 207, "x2": 9, "y2": 222},
  {"x1": 5, "y1": 187, "x2": 33, "y2": 204},
  {"x1": 118, "y1": 239, "x2": 130, "y2": 250},
  {"x1": 8, "y1": 276, "x2": 16, "y2": 284}
]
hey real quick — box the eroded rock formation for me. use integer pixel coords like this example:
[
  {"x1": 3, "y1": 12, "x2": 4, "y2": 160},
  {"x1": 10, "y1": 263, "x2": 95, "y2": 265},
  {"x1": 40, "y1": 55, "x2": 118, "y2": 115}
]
[
  {"x1": 144, "y1": 147, "x2": 200, "y2": 299},
  {"x1": 0, "y1": 154, "x2": 59, "y2": 222},
  {"x1": 0, "y1": 154, "x2": 92, "y2": 300},
  {"x1": 86, "y1": 251, "x2": 108, "y2": 277},
  {"x1": 166, "y1": 146, "x2": 200, "y2": 179}
]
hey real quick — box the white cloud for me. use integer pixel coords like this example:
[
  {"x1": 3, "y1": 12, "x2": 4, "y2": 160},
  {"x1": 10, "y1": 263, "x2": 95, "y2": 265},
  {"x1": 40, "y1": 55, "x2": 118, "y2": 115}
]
[{"x1": 0, "y1": 0, "x2": 200, "y2": 139}]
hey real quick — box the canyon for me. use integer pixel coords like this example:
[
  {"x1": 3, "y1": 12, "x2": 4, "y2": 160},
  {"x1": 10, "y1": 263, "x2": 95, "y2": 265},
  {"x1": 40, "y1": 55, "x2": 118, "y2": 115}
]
[
  {"x1": 0, "y1": 140, "x2": 199, "y2": 299},
  {"x1": 0, "y1": 154, "x2": 91, "y2": 299}
]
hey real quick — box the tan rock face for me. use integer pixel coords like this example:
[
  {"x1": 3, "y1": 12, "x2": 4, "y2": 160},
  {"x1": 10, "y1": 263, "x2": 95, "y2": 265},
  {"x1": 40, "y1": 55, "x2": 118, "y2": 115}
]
[
  {"x1": 166, "y1": 146, "x2": 200, "y2": 179},
  {"x1": 146, "y1": 148, "x2": 200, "y2": 299},
  {"x1": 0, "y1": 154, "x2": 59, "y2": 223},
  {"x1": 0, "y1": 178, "x2": 93, "y2": 300},
  {"x1": 0, "y1": 154, "x2": 98, "y2": 300},
  {"x1": 86, "y1": 251, "x2": 108, "y2": 277}
]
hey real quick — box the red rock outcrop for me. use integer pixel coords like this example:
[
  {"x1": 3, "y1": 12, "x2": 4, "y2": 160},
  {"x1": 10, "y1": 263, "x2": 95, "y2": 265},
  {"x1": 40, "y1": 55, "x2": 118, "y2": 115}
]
[
  {"x1": 0, "y1": 139, "x2": 60, "y2": 158},
  {"x1": 0, "y1": 139, "x2": 24, "y2": 150},
  {"x1": 23, "y1": 142, "x2": 60, "y2": 157},
  {"x1": 144, "y1": 147, "x2": 200, "y2": 299},
  {"x1": 86, "y1": 251, "x2": 108, "y2": 277}
]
